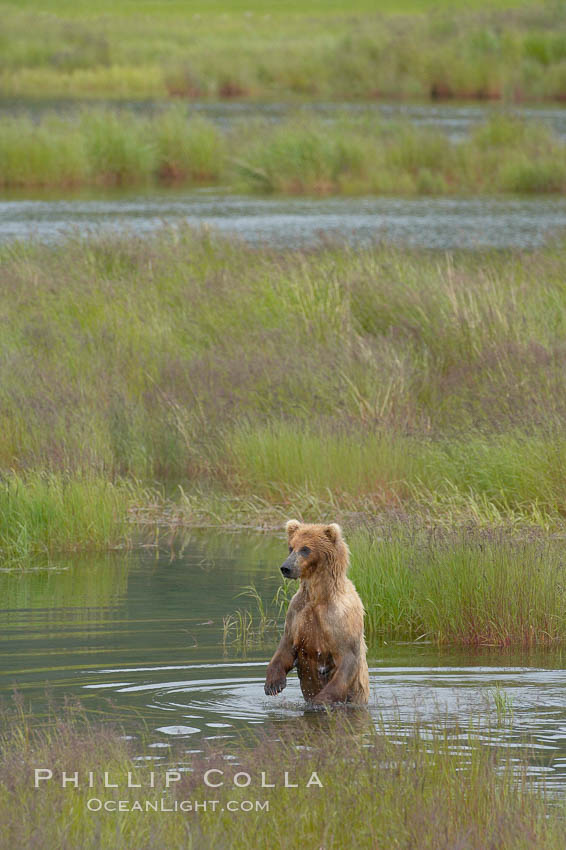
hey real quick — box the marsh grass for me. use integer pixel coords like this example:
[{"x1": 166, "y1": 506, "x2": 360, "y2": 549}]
[
  {"x1": 491, "y1": 684, "x2": 515, "y2": 725},
  {"x1": 1, "y1": 701, "x2": 564, "y2": 850},
  {"x1": 0, "y1": 108, "x2": 226, "y2": 187},
  {"x1": 3, "y1": 110, "x2": 566, "y2": 194},
  {"x1": 0, "y1": 472, "x2": 144, "y2": 565},
  {"x1": 223, "y1": 585, "x2": 280, "y2": 650},
  {"x1": 348, "y1": 526, "x2": 566, "y2": 646},
  {"x1": 1, "y1": 3, "x2": 566, "y2": 103},
  {"x1": 222, "y1": 609, "x2": 254, "y2": 649},
  {"x1": 226, "y1": 426, "x2": 566, "y2": 523},
  {"x1": 4, "y1": 229, "x2": 566, "y2": 531}
]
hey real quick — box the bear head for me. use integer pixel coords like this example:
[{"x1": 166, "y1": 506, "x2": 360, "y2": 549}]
[{"x1": 280, "y1": 519, "x2": 349, "y2": 581}]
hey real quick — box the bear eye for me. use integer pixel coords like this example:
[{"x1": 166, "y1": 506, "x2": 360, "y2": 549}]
[{"x1": 299, "y1": 546, "x2": 311, "y2": 557}]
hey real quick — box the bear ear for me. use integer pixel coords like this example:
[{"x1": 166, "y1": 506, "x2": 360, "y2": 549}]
[
  {"x1": 286, "y1": 519, "x2": 301, "y2": 537},
  {"x1": 324, "y1": 523, "x2": 342, "y2": 544}
]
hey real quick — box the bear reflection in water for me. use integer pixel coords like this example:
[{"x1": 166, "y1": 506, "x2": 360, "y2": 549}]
[{"x1": 265, "y1": 520, "x2": 370, "y2": 706}]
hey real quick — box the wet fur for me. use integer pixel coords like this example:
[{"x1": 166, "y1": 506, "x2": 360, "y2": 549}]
[{"x1": 265, "y1": 520, "x2": 370, "y2": 705}]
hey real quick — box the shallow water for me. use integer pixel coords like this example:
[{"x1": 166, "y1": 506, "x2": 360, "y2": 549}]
[
  {"x1": 4, "y1": 97, "x2": 566, "y2": 141},
  {"x1": 3, "y1": 532, "x2": 566, "y2": 786},
  {"x1": 3, "y1": 190, "x2": 566, "y2": 250},
  {"x1": 4, "y1": 98, "x2": 566, "y2": 252}
]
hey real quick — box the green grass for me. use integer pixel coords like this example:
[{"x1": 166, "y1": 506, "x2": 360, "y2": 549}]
[
  {"x1": 4, "y1": 229, "x2": 566, "y2": 529},
  {"x1": 1, "y1": 704, "x2": 565, "y2": 850},
  {"x1": 0, "y1": 0, "x2": 530, "y2": 15},
  {"x1": 3, "y1": 110, "x2": 566, "y2": 193},
  {"x1": 348, "y1": 526, "x2": 566, "y2": 645},
  {"x1": 226, "y1": 426, "x2": 566, "y2": 522},
  {"x1": 0, "y1": 3, "x2": 564, "y2": 101},
  {"x1": 0, "y1": 473, "x2": 145, "y2": 566},
  {"x1": 0, "y1": 109, "x2": 225, "y2": 187}
]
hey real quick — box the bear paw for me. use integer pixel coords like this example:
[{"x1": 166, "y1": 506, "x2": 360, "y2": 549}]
[{"x1": 264, "y1": 672, "x2": 286, "y2": 696}]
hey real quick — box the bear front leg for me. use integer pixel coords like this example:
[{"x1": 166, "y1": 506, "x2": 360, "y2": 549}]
[
  {"x1": 265, "y1": 633, "x2": 296, "y2": 696},
  {"x1": 311, "y1": 649, "x2": 358, "y2": 704}
]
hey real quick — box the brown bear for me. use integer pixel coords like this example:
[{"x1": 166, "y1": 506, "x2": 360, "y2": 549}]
[{"x1": 264, "y1": 519, "x2": 369, "y2": 705}]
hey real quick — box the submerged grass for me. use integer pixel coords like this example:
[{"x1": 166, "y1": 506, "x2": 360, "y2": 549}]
[
  {"x1": 0, "y1": 3, "x2": 565, "y2": 102},
  {"x1": 3, "y1": 110, "x2": 566, "y2": 194},
  {"x1": 1, "y1": 703, "x2": 565, "y2": 849}
]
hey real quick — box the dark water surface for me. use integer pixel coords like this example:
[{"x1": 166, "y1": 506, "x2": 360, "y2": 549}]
[
  {"x1": 3, "y1": 190, "x2": 566, "y2": 250},
  {"x1": 2, "y1": 532, "x2": 566, "y2": 786}
]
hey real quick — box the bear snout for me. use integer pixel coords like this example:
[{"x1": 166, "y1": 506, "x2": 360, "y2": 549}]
[{"x1": 280, "y1": 550, "x2": 299, "y2": 579}]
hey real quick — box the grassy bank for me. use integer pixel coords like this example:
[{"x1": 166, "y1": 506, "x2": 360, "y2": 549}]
[
  {"x1": 0, "y1": 3, "x2": 565, "y2": 102},
  {"x1": 0, "y1": 473, "x2": 144, "y2": 565},
  {"x1": 3, "y1": 229, "x2": 566, "y2": 523},
  {"x1": 348, "y1": 526, "x2": 566, "y2": 645},
  {"x1": 1, "y1": 706, "x2": 564, "y2": 849},
  {"x1": 3, "y1": 110, "x2": 566, "y2": 194}
]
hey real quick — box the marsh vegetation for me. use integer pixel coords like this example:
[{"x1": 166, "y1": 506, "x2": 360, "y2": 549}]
[
  {"x1": 1, "y1": 705, "x2": 565, "y2": 850},
  {"x1": 3, "y1": 110, "x2": 566, "y2": 194},
  {"x1": 3, "y1": 228, "x2": 566, "y2": 520},
  {"x1": 3, "y1": 228, "x2": 566, "y2": 645},
  {"x1": 2, "y1": 2, "x2": 566, "y2": 104}
]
